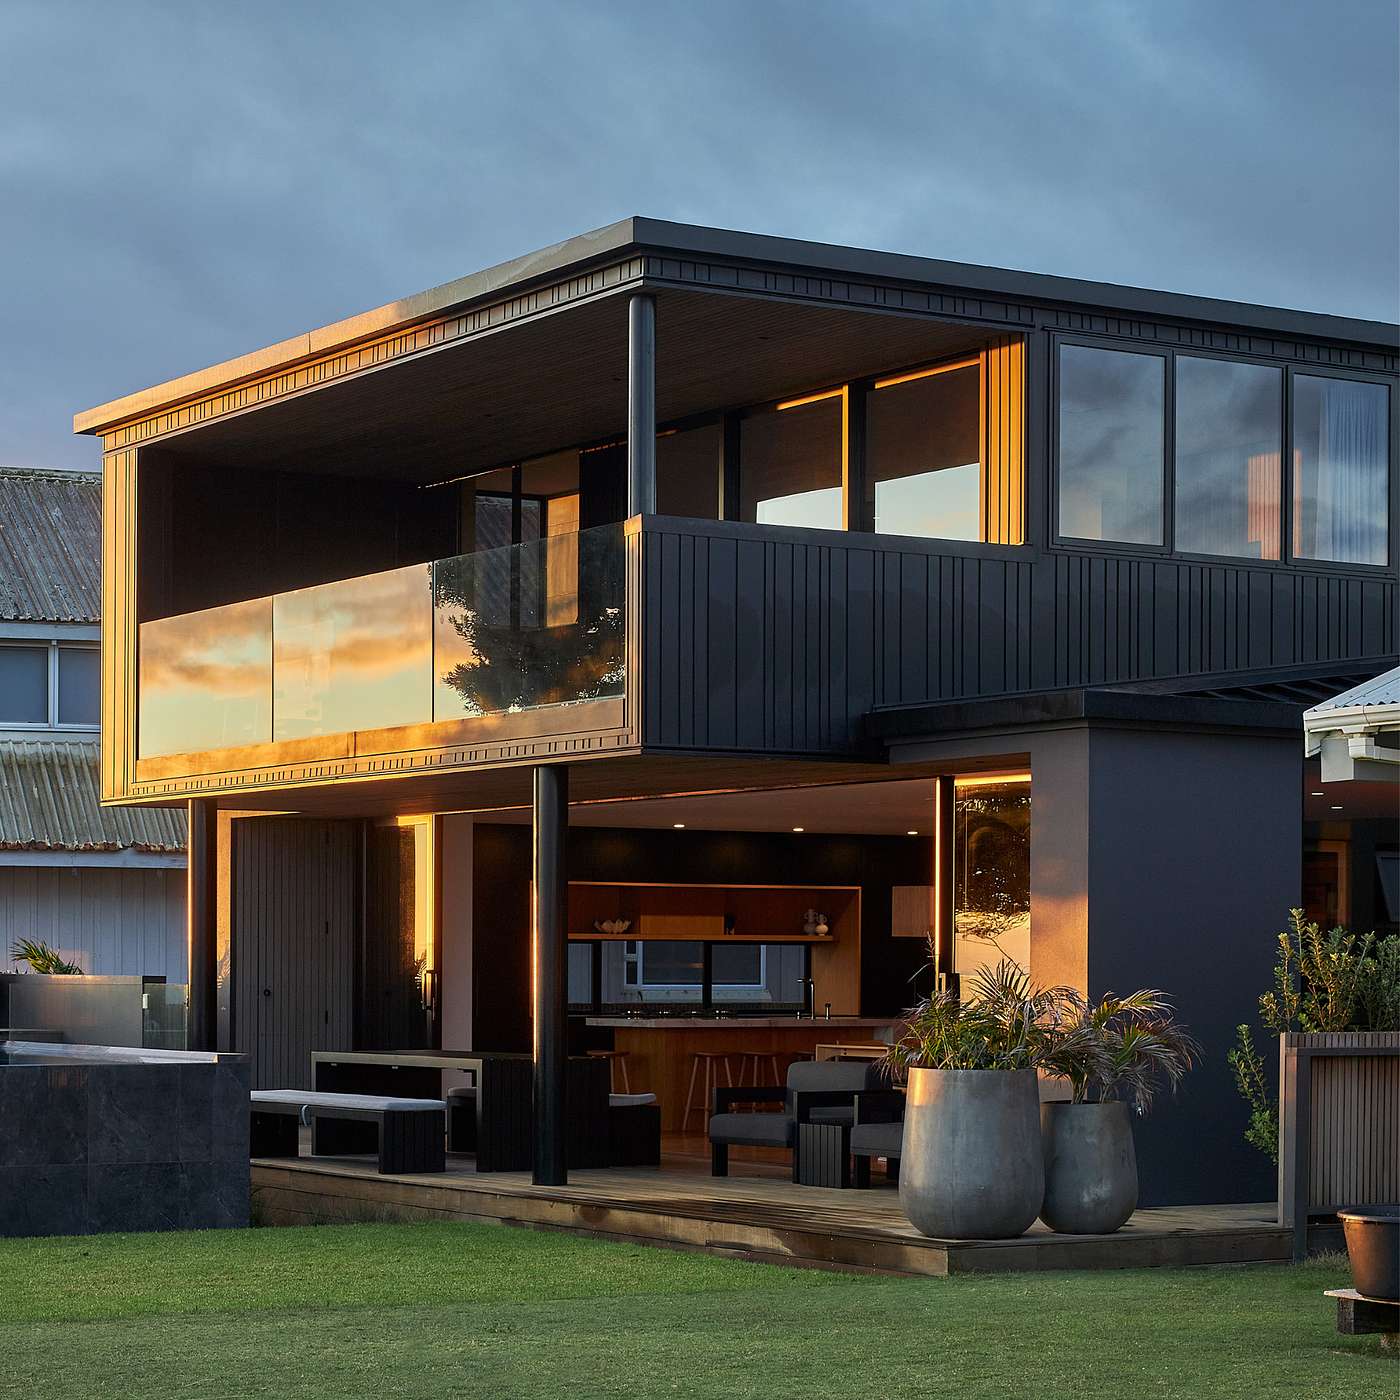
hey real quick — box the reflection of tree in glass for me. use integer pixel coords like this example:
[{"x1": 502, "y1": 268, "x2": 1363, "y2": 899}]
[
  {"x1": 955, "y1": 793, "x2": 1030, "y2": 957},
  {"x1": 436, "y1": 529, "x2": 625, "y2": 716}
]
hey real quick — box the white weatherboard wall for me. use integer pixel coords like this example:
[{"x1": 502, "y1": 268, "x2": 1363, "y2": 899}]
[{"x1": 0, "y1": 865, "x2": 186, "y2": 980}]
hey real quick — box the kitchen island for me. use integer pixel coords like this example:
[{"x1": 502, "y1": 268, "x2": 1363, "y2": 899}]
[{"x1": 585, "y1": 1016, "x2": 898, "y2": 1132}]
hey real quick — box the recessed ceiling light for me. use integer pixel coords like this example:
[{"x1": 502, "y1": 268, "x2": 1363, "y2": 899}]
[
  {"x1": 1310, "y1": 791, "x2": 1325, "y2": 797},
  {"x1": 907, "y1": 830, "x2": 919, "y2": 836},
  {"x1": 792, "y1": 826, "x2": 804, "y2": 833},
  {"x1": 672, "y1": 823, "x2": 685, "y2": 829},
  {"x1": 1330, "y1": 805, "x2": 1344, "y2": 811}
]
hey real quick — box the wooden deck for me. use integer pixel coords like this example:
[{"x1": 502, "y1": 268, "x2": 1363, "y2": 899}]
[{"x1": 251, "y1": 1137, "x2": 1317, "y2": 1276}]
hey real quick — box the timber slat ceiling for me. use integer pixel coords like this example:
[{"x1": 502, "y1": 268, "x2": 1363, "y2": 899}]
[
  {"x1": 158, "y1": 290, "x2": 1003, "y2": 483},
  {"x1": 0, "y1": 740, "x2": 185, "y2": 853},
  {"x1": 0, "y1": 469, "x2": 101, "y2": 623}
]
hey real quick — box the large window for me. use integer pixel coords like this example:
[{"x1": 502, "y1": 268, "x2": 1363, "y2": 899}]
[
  {"x1": 1058, "y1": 345, "x2": 1165, "y2": 545},
  {"x1": 0, "y1": 642, "x2": 99, "y2": 728},
  {"x1": 1175, "y1": 357, "x2": 1283, "y2": 560},
  {"x1": 1058, "y1": 343, "x2": 1391, "y2": 567},
  {"x1": 740, "y1": 392, "x2": 844, "y2": 529},
  {"x1": 866, "y1": 363, "x2": 981, "y2": 540},
  {"x1": 1292, "y1": 376, "x2": 1390, "y2": 566}
]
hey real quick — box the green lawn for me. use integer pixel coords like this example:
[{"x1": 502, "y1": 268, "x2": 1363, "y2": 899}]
[{"x1": 2, "y1": 1222, "x2": 1390, "y2": 1400}]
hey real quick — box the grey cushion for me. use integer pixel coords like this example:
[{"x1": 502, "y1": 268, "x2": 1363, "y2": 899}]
[
  {"x1": 851, "y1": 1120, "x2": 904, "y2": 1158},
  {"x1": 709, "y1": 1112, "x2": 794, "y2": 1147}
]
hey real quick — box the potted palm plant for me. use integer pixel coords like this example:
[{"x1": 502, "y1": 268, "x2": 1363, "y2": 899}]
[
  {"x1": 1037, "y1": 990, "x2": 1198, "y2": 1234},
  {"x1": 885, "y1": 959, "x2": 1055, "y2": 1240}
]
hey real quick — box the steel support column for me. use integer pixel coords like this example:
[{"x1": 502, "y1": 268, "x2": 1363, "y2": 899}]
[
  {"x1": 627, "y1": 292, "x2": 656, "y2": 516},
  {"x1": 932, "y1": 777, "x2": 956, "y2": 995},
  {"x1": 532, "y1": 762, "x2": 570, "y2": 1185},
  {"x1": 186, "y1": 798, "x2": 218, "y2": 1051}
]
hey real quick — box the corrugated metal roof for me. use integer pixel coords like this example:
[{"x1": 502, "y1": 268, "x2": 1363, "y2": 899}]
[
  {"x1": 0, "y1": 740, "x2": 185, "y2": 853},
  {"x1": 0, "y1": 468, "x2": 101, "y2": 623},
  {"x1": 1304, "y1": 664, "x2": 1400, "y2": 715}
]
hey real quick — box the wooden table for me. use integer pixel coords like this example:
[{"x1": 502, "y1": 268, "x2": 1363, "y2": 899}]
[{"x1": 585, "y1": 1018, "x2": 898, "y2": 1132}]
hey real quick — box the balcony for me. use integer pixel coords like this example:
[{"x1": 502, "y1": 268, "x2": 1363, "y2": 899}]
[{"x1": 135, "y1": 522, "x2": 629, "y2": 769}]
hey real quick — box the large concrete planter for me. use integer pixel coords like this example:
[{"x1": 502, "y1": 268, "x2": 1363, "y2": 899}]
[
  {"x1": 898, "y1": 1067, "x2": 1043, "y2": 1239},
  {"x1": 1039, "y1": 1100, "x2": 1138, "y2": 1234}
]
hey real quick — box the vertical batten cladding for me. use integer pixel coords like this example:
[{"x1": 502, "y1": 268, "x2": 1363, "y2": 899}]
[
  {"x1": 639, "y1": 519, "x2": 1397, "y2": 755},
  {"x1": 981, "y1": 334, "x2": 1026, "y2": 546}
]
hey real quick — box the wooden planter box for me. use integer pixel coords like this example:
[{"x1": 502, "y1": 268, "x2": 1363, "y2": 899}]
[{"x1": 1279, "y1": 1031, "x2": 1400, "y2": 1259}]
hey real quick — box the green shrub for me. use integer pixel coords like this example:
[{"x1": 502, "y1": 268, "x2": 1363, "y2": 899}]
[{"x1": 1229, "y1": 908, "x2": 1400, "y2": 1162}]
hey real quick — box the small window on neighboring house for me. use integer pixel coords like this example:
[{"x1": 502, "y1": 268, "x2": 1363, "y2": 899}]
[
  {"x1": 0, "y1": 646, "x2": 48, "y2": 723},
  {"x1": 57, "y1": 646, "x2": 100, "y2": 726}
]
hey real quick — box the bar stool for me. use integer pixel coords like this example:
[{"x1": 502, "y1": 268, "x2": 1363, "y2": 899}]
[
  {"x1": 586, "y1": 1049, "x2": 632, "y2": 1094},
  {"x1": 734, "y1": 1051, "x2": 781, "y2": 1089},
  {"x1": 683, "y1": 1050, "x2": 734, "y2": 1133}
]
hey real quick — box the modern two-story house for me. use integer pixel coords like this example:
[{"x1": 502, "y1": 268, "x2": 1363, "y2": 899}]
[{"x1": 74, "y1": 219, "x2": 1398, "y2": 1205}]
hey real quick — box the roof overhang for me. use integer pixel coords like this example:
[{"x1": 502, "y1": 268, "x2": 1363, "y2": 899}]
[{"x1": 75, "y1": 215, "x2": 1400, "y2": 441}]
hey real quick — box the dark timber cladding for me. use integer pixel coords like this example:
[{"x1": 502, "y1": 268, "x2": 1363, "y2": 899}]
[{"x1": 639, "y1": 518, "x2": 1398, "y2": 754}]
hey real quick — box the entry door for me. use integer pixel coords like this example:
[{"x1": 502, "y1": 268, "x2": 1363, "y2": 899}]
[{"x1": 232, "y1": 818, "x2": 358, "y2": 1089}]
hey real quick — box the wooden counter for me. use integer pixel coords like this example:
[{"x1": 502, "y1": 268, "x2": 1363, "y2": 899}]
[{"x1": 585, "y1": 1017, "x2": 897, "y2": 1132}]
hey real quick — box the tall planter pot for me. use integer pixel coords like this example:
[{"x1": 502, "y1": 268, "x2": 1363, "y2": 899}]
[
  {"x1": 899, "y1": 1067, "x2": 1044, "y2": 1240},
  {"x1": 1039, "y1": 1101, "x2": 1138, "y2": 1235}
]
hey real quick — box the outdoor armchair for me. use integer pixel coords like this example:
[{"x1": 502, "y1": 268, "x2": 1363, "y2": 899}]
[{"x1": 708, "y1": 1059, "x2": 879, "y2": 1181}]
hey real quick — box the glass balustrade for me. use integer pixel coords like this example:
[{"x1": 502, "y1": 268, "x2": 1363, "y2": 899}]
[{"x1": 136, "y1": 522, "x2": 627, "y2": 759}]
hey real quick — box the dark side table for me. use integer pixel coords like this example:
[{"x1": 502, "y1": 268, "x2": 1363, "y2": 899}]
[{"x1": 797, "y1": 1121, "x2": 851, "y2": 1188}]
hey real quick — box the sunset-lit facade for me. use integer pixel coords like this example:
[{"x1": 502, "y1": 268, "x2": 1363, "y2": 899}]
[{"x1": 76, "y1": 218, "x2": 1398, "y2": 1205}]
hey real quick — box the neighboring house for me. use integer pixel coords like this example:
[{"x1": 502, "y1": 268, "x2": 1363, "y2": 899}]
[
  {"x1": 0, "y1": 468, "x2": 186, "y2": 979},
  {"x1": 75, "y1": 218, "x2": 1398, "y2": 1204},
  {"x1": 1303, "y1": 665, "x2": 1400, "y2": 935}
]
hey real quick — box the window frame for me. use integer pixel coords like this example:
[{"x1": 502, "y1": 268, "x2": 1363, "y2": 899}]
[
  {"x1": 0, "y1": 639, "x2": 100, "y2": 732},
  {"x1": 1051, "y1": 338, "x2": 1172, "y2": 556},
  {"x1": 1050, "y1": 334, "x2": 1396, "y2": 574}
]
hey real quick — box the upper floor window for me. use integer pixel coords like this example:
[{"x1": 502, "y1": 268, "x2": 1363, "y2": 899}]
[
  {"x1": 1175, "y1": 356, "x2": 1283, "y2": 560},
  {"x1": 867, "y1": 362, "x2": 981, "y2": 541},
  {"x1": 740, "y1": 391, "x2": 844, "y2": 529},
  {"x1": 1057, "y1": 344, "x2": 1165, "y2": 546},
  {"x1": 1292, "y1": 376, "x2": 1390, "y2": 566},
  {"x1": 0, "y1": 641, "x2": 99, "y2": 728},
  {"x1": 1057, "y1": 343, "x2": 1391, "y2": 567}
]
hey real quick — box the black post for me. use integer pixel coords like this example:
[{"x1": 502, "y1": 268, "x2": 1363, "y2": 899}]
[
  {"x1": 932, "y1": 777, "x2": 956, "y2": 995},
  {"x1": 627, "y1": 293, "x2": 656, "y2": 516},
  {"x1": 532, "y1": 763, "x2": 569, "y2": 1185},
  {"x1": 186, "y1": 798, "x2": 218, "y2": 1051}
]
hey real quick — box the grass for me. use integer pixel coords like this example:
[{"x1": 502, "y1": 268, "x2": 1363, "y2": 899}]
[{"x1": 2, "y1": 1221, "x2": 1392, "y2": 1400}]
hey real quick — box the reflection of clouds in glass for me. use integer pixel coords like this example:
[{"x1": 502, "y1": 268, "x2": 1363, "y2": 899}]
[
  {"x1": 274, "y1": 565, "x2": 432, "y2": 739},
  {"x1": 1175, "y1": 357, "x2": 1283, "y2": 560},
  {"x1": 1058, "y1": 345, "x2": 1163, "y2": 545},
  {"x1": 138, "y1": 598, "x2": 273, "y2": 756}
]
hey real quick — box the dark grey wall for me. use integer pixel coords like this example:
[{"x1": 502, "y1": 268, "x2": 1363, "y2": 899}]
[
  {"x1": 887, "y1": 718, "x2": 1299, "y2": 1207},
  {"x1": 641, "y1": 517, "x2": 1398, "y2": 755},
  {"x1": 1084, "y1": 726, "x2": 1299, "y2": 1207}
]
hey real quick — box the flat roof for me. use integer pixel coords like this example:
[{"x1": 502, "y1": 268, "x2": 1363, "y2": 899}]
[{"x1": 75, "y1": 215, "x2": 1400, "y2": 436}]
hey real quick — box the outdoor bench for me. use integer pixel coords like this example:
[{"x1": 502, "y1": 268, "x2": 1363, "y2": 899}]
[{"x1": 250, "y1": 1089, "x2": 446, "y2": 1174}]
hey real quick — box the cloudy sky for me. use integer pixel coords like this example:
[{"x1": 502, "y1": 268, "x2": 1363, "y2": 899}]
[{"x1": 3, "y1": 0, "x2": 1396, "y2": 470}]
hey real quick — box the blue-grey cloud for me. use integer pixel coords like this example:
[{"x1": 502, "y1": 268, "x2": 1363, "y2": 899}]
[{"x1": 1, "y1": 0, "x2": 1395, "y2": 470}]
